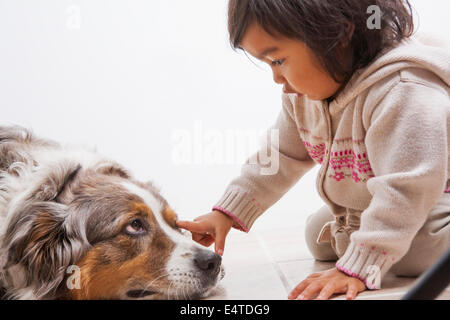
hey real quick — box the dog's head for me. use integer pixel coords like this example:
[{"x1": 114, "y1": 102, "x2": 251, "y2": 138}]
[{"x1": 0, "y1": 160, "x2": 223, "y2": 300}]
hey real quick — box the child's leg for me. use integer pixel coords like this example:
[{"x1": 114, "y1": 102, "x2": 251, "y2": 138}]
[
  {"x1": 390, "y1": 193, "x2": 450, "y2": 277},
  {"x1": 305, "y1": 205, "x2": 338, "y2": 261}
]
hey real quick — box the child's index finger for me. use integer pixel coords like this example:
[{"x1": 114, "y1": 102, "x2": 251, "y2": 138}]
[
  {"x1": 175, "y1": 220, "x2": 207, "y2": 233},
  {"x1": 174, "y1": 219, "x2": 190, "y2": 229}
]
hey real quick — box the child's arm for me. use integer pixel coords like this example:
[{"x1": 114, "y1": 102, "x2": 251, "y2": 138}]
[
  {"x1": 211, "y1": 94, "x2": 317, "y2": 233},
  {"x1": 336, "y1": 77, "x2": 449, "y2": 289}
]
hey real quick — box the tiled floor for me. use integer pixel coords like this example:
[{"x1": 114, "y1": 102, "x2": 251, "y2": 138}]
[{"x1": 205, "y1": 225, "x2": 450, "y2": 300}]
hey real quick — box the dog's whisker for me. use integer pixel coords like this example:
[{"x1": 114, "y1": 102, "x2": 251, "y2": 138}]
[
  {"x1": 183, "y1": 283, "x2": 188, "y2": 300},
  {"x1": 183, "y1": 282, "x2": 190, "y2": 300},
  {"x1": 167, "y1": 279, "x2": 174, "y2": 300},
  {"x1": 173, "y1": 284, "x2": 178, "y2": 300},
  {"x1": 180, "y1": 282, "x2": 186, "y2": 300},
  {"x1": 139, "y1": 272, "x2": 169, "y2": 297}
]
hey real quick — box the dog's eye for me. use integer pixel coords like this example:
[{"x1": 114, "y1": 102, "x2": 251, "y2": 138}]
[{"x1": 125, "y1": 219, "x2": 147, "y2": 235}]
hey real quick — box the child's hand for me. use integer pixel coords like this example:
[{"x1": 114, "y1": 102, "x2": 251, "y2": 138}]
[
  {"x1": 288, "y1": 267, "x2": 366, "y2": 300},
  {"x1": 176, "y1": 210, "x2": 234, "y2": 256}
]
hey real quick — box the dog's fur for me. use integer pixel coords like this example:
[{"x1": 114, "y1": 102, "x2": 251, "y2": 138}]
[{"x1": 0, "y1": 125, "x2": 223, "y2": 300}]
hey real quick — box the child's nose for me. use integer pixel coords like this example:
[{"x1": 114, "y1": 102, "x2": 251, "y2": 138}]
[{"x1": 271, "y1": 69, "x2": 285, "y2": 85}]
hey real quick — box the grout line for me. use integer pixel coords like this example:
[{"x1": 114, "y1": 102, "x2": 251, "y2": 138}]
[
  {"x1": 275, "y1": 257, "x2": 321, "y2": 264},
  {"x1": 251, "y1": 225, "x2": 306, "y2": 233},
  {"x1": 253, "y1": 232, "x2": 292, "y2": 296}
]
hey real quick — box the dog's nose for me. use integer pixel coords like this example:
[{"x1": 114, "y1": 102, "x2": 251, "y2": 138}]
[{"x1": 194, "y1": 250, "x2": 221, "y2": 275}]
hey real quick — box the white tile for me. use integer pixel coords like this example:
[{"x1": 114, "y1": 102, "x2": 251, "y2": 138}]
[
  {"x1": 203, "y1": 229, "x2": 289, "y2": 299},
  {"x1": 253, "y1": 225, "x2": 314, "y2": 262},
  {"x1": 278, "y1": 259, "x2": 336, "y2": 291},
  {"x1": 207, "y1": 263, "x2": 288, "y2": 300}
]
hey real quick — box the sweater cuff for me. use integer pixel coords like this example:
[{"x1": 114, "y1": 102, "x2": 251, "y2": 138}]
[
  {"x1": 212, "y1": 187, "x2": 264, "y2": 233},
  {"x1": 335, "y1": 242, "x2": 397, "y2": 290}
]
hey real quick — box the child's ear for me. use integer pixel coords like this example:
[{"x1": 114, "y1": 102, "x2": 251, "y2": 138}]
[{"x1": 340, "y1": 22, "x2": 355, "y2": 48}]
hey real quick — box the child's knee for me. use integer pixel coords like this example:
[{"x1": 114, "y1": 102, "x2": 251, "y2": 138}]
[
  {"x1": 390, "y1": 260, "x2": 427, "y2": 277},
  {"x1": 304, "y1": 206, "x2": 338, "y2": 261},
  {"x1": 391, "y1": 217, "x2": 449, "y2": 277}
]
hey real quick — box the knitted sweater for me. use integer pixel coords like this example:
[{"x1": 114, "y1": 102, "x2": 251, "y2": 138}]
[{"x1": 212, "y1": 33, "x2": 450, "y2": 289}]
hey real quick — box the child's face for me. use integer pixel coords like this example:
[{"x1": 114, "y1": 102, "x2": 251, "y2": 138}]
[{"x1": 240, "y1": 22, "x2": 341, "y2": 101}]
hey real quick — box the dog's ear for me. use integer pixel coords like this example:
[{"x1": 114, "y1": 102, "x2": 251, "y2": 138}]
[
  {"x1": 2, "y1": 200, "x2": 87, "y2": 299},
  {"x1": 95, "y1": 161, "x2": 131, "y2": 179},
  {"x1": 1, "y1": 161, "x2": 87, "y2": 299},
  {"x1": 32, "y1": 161, "x2": 82, "y2": 202}
]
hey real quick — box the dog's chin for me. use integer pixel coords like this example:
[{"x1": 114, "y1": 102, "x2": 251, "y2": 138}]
[
  {"x1": 123, "y1": 287, "x2": 214, "y2": 300},
  {"x1": 125, "y1": 289, "x2": 159, "y2": 299},
  {"x1": 124, "y1": 269, "x2": 225, "y2": 300}
]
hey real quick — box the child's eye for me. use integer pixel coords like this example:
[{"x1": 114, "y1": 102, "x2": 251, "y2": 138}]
[{"x1": 271, "y1": 59, "x2": 285, "y2": 67}]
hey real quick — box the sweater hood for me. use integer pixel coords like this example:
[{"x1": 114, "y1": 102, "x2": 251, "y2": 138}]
[{"x1": 332, "y1": 31, "x2": 450, "y2": 108}]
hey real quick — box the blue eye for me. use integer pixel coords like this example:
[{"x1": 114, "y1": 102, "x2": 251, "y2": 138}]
[{"x1": 271, "y1": 59, "x2": 285, "y2": 66}]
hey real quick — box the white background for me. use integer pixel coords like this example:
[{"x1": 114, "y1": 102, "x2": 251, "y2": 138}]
[{"x1": 1, "y1": 0, "x2": 449, "y2": 230}]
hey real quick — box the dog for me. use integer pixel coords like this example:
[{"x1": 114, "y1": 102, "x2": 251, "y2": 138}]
[{"x1": 0, "y1": 125, "x2": 224, "y2": 300}]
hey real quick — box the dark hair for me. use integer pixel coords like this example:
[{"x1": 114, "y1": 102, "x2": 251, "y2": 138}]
[{"x1": 228, "y1": 0, "x2": 414, "y2": 86}]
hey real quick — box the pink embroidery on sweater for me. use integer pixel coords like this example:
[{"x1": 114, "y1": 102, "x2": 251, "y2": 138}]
[
  {"x1": 332, "y1": 171, "x2": 345, "y2": 182},
  {"x1": 352, "y1": 171, "x2": 360, "y2": 183},
  {"x1": 300, "y1": 135, "x2": 374, "y2": 183},
  {"x1": 303, "y1": 141, "x2": 326, "y2": 164},
  {"x1": 328, "y1": 147, "x2": 374, "y2": 182}
]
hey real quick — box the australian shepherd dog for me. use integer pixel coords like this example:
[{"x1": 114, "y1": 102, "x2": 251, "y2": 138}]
[{"x1": 0, "y1": 125, "x2": 223, "y2": 299}]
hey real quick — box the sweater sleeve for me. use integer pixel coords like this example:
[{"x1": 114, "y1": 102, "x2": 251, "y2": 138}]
[
  {"x1": 212, "y1": 94, "x2": 316, "y2": 232},
  {"x1": 336, "y1": 80, "x2": 449, "y2": 289}
]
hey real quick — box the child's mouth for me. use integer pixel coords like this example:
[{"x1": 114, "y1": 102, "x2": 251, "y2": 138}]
[{"x1": 282, "y1": 87, "x2": 304, "y2": 98}]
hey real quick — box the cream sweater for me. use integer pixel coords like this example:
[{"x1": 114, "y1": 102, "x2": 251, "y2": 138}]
[{"x1": 212, "y1": 33, "x2": 450, "y2": 289}]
